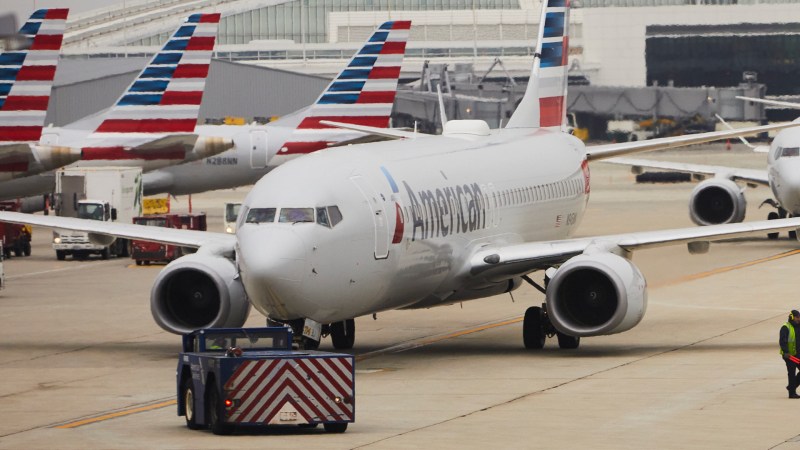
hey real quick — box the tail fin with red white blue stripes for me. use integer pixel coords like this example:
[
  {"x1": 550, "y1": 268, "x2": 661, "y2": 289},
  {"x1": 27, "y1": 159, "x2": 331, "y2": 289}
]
[
  {"x1": 505, "y1": 0, "x2": 569, "y2": 131},
  {"x1": 277, "y1": 20, "x2": 411, "y2": 155},
  {"x1": 0, "y1": 9, "x2": 69, "y2": 144},
  {"x1": 83, "y1": 13, "x2": 220, "y2": 154}
]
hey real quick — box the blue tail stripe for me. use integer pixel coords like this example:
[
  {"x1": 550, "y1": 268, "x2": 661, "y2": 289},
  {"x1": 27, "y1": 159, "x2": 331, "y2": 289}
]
[
  {"x1": 379, "y1": 22, "x2": 395, "y2": 30},
  {"x1": 117, "y1": 93, "x2": 163, "y2": 106},
  {"x1": 129, "y1": 80, "x2": 169, "y2": 93},
  {"x1": 186, "y1": 14, "x2": 203, "y2": 23},
  {"x1": 0, "y1": 98, "x2": 5, "y2": 109},
  {"x1": 19, "y1": 21, "x2": 42, "y2": 36},
  {"x1": 327, "y1": 81, "x2": 365, "y2": 92},
  {"x1": 0, "y1": 53, "x2": 26, "y2": 66},
  {"x1": 0, "y1": 84, "x2": 11, "y2": 96},
  {"x1": 337, "y1": 69, "x2": 372, "y2": 80},
  {"x1": 174, "y1": 25, "x2": 196, "y2": 38},
  {"x1": 140, "y1": 66, "x2": 176, "y2": 79},
  {"x1": 152, "y1": 53, "x2": 183, "y2": 65},
  {"x1": 319, "y1": 93, "x2": 359, "y2": 104},
  {"x1": 0, "y1": 68, "x2": 19, "y2": 81},
  {"x1": 543, "y1": 12, "x2": 565, "y2": 39},
  {"x1": 369, "y1": 31, "x2": 389, "y2": 43},
  {"x1": 349, "y1": 56, "x2": 377, "y2": 68},
  {"x1": 358, "y1": 44, "x2": 384, "y2": 55},
  {"x1": 163, "y1": 39, "x2": 189, "y2": 51},
  {"x1": 30, "y1": 10, "x2": 48, "y2": 19},
  {"x1": 540, "y1": 41, "x2": 564, "y2": 68}
]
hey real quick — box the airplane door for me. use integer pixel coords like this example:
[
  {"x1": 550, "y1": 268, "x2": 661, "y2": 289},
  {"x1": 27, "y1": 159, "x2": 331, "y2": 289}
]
[
  {"x1": 350, "y1": 175, "x2": 389, "y2": 260},
  {"x1": 249, "y1": 130, "x2": 268, "y2": 169}
]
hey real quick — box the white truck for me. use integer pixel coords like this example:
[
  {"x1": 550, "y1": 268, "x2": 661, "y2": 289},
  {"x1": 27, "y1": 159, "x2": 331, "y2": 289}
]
[{"x1": 52, "y1": 167, "x2": 143, "y2": 260}]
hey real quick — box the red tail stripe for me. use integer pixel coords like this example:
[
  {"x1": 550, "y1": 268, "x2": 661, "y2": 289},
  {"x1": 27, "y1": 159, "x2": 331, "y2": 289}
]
[
  {"x1": 357, "y1": 91, "x2": 396, "y2": 104},
  {"x1": 368, "y1": 66, "x2": 401, "y2": 80},
  {"x1": 539, "y1": 96, "x2": 565, "y2": 128},
  {"x1": 172, "y1": 64, "x2": 210, "y2": 79},
  {"x1": 82, "y1": 146, "x2": 186, "y2": 161},
  {"x1": 280, "y1": 141, "x2": 329, "y2": 155},
  {"x1": 297, "y1": 116, "x2": 389, "y2": 129},
  {"x1": 95, "y1": 119, "x2": 197, "y2": 133},
  {"x1": 198, "y1": 13, "x2": 221, "y2": 23},
  {"x1": 44, "y1": 9, "x2": 69, "y2": 19},
  {"x1": 380, "y1": 41, "x2": 406, "y2": 55},
  {"x1": 0, "y1": 126, "x2": 42, "y2": 141},
  {"x1": 30, "y1": 34, "x2": 63, "y2": 51},
  {"x1": 2, "y1": 96, "x2": 49, "y2": 111},
  {"x1": 15, "y1": 65, "x2": 56, "y2": 81},
  {"x1": 160, "y1": 91, "x2": 203, "y2": 105},
  {"x1": 391, "y1": 21, "x2": 412, "y2": 30},
  {"x1": 186, "y1": 36, "x2": 216, "y2": 51}
]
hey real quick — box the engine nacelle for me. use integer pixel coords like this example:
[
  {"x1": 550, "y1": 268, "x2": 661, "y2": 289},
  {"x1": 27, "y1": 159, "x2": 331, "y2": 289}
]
[
  {"x1": 546, "y1": 252, "x2": 647, "y2": 337},
  {"x1": 150, "y1": 253, "x2": 250, "y2": 334},
  {"x1": 689, "y1": 178, "x2": 746, "y2": 226}
]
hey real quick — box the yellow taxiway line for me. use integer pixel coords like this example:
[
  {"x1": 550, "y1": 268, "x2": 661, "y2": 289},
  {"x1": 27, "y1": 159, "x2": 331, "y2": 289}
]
[{"x1": 55, "y1": 400, "x2": 176, "y2": 429}]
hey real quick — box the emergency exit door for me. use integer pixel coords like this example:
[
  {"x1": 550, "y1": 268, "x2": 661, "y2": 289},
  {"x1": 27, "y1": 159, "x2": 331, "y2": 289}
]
[{"x1": 350, "y1": 175, "x2": 389, "y2": 259}]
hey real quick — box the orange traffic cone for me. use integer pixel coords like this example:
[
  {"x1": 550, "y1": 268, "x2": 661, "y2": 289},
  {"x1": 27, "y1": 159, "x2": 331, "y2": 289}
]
[{"x1": 726, "y1": 139, "x2": 731, "y2": 151}]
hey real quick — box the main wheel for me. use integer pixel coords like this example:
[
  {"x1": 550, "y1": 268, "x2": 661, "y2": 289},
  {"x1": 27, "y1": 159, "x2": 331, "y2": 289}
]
[
  {"x1": 324, "y1": 422, "x2": 348, "y2": 433},
  {"x1": 207, "y1": 387, "x2": 233, "y2": 435},
  {"x1": 330, "y1": 319, "x2": 355, "y2": 349},
  {"x1": 182, "y1": 377, "x2": 201, "y2": 430},
  {"x1": 556, "y1": 331, "x2": 580, "y2": 349},
  {"x1": 523, "y1": 306, "x2": 546, "y2": 349},
  {"x1": 768, "y1": 211, "x2": 780, "y2": 239}
]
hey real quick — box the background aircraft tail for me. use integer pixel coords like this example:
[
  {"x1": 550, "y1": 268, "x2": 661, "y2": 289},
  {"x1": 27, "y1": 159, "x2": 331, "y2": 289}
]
[
  {"x1": 277, "y1": 20, "x2": 411, "y2": 155},
  {"x1": 84, "y1": 13, "x2": 221, "y2": 153},
  {"x1": 505, "y1": 0, "x2": 570, "y2": 130},
  {"x1": 0, "y1": 9, "x2": 69, "y2": 144}
]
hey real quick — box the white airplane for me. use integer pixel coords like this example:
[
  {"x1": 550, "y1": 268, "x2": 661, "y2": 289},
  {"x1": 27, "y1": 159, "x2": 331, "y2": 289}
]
[
  {"x1": 0, "y1": 9, "x2": 80, "y2": 181},
  {"x1": 0, "y1": 13, "x2": 231, "y2": 201},
  {"x1": 604, "y1": 97, "x2": 800, "y2": 239},
  {"x1": 3, "y1": 0, "x2": 800, "y2": 351},
  {"x1": 141, "y1": 20, "x2": 411, "y2": 196}
]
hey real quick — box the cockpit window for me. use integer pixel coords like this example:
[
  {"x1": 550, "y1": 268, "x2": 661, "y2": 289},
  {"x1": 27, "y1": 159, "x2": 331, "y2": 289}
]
[
  {"x1": 279, "y1": 208, "x2": 314, "y2": 223},
  {"x1": 782, "y1": 147, "x2": 800, "y2": 158},
  {"x1": 245, "y1": 208, "x2": 276, "y2": 224},
  {"x1": 316, "y1": 207, "x2": 329, "y2": 227},
  {"x1": 328, "y1": 206, "x2": 343, "y2": 227}
]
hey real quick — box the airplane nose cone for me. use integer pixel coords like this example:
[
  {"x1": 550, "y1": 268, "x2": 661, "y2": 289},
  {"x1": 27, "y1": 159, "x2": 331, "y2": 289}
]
[
  {"x1": 776, "y1": 160, "x2": 800, "y2": 214},
  {"x1": 237, "y1": 227, "x2": 308, "y2": 318}
]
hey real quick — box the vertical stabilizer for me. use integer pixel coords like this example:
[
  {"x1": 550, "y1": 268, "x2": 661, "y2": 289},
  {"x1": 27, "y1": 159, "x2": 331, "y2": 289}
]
[
  {"x1": 0, "y1": 9, "x2": 69, "y2": 143},
  {"x1": 85, "y1": 13, "x2": 221, "y2": 153},
  {"x1": 505, "y1": 0, "x2": 570, "y2": 130},
  {"x1": 278, "y1": 20, "x2": 411, "y2": 155}
]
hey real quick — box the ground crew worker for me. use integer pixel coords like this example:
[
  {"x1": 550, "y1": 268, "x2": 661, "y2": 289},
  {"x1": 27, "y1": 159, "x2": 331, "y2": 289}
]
[{"x1": 780, "y1": 310, "x2": 800, "y2": 399}]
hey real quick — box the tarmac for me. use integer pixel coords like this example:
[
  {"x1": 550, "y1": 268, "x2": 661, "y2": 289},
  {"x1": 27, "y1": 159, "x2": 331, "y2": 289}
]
[{"x1": 2, "y1": 144, "x2": 800, "y2": 449}]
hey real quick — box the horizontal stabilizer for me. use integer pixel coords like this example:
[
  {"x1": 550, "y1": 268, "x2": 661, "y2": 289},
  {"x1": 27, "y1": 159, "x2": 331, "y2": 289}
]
[
  {"x1": 319, "y1": 120, "x2": 422, "y2": 141},
  {"x1": 737, "y1": 96, "x2": 800, "y2": 110},
  {"x1": 132, "y1": 134, "x2": 198, "y2": 152}
]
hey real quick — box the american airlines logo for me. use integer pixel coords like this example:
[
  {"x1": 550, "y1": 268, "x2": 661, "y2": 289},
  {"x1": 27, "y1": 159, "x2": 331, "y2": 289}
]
[{"x1": 403, "y1": 181, "x2": 487, "y2": 241}]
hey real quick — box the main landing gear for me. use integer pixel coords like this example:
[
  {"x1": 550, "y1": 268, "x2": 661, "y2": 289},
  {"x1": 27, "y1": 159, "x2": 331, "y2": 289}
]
[
  {"x1": 520, "y1": 274, "x2": 580, "y2": 350},
  {"x1": 763, "y1": 200, "x2": 795, "y2": 240},
  {"x1": 523, "y1": 304, "x2": 580, "y2": 350}
]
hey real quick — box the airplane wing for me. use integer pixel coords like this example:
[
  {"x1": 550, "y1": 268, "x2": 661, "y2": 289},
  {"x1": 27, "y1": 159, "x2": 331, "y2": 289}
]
[
  {"x1": 603, "y1": 157, "x2": 769, "y2": 186},
  {"x1": 131, "y1": 134, "x2": 199, "y2": 152},
  {"x1": 737, "y1": 96, "x2": 800, "y2": 110},
  {"x1": 586, "y1": 122, "x2": 795, "y2": 161},
  {"x1": 468, "y1": 217, "x2": 800, "y2": 282},
  {"x1": 319, "y1": 120, "x2": 425, "y2": 140},
  {"x1": 0, "y1": 211, "x2": 236, "y2": 254}
]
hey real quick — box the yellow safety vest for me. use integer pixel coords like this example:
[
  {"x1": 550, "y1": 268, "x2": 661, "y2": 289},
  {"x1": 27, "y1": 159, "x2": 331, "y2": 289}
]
[{"x1": 782, "y1": 322, "x2": 796, "y2": 356}]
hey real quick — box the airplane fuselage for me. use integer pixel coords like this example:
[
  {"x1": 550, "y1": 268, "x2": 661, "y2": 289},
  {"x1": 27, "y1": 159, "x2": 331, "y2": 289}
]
[
  {"x1": 236, "y1": 127, "x2": 590, "y2": 323},
  {"x1": 768, "y1": 126, "x2": 800, "y2": 215}
]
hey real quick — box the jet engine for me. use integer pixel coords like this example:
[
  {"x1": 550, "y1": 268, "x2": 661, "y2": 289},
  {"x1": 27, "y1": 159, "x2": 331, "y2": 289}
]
[
  {"x1": 150, "y1": 253, "x2": 250, "y2": 334},
  {"x1": 689, "y1": 178, "x2": 746, "y2": 226},
  {"x1": 545, "y1": 252, "x2": 646, "y2": 337}
]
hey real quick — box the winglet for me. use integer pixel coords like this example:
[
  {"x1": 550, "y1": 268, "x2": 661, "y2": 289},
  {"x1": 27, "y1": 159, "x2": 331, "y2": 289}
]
[
  {"x1": 0, "y1": 9, "x2": 69, "y2": 144},
  {"x1": 277, "y1": 20, "x2": 411, "y2": 155},
  {"x1": 505, "y1": 0, "x2": 570, "y2": 130},
  {"x1": 84, "y1": 13, "x2": 221, "y2": 154}
]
